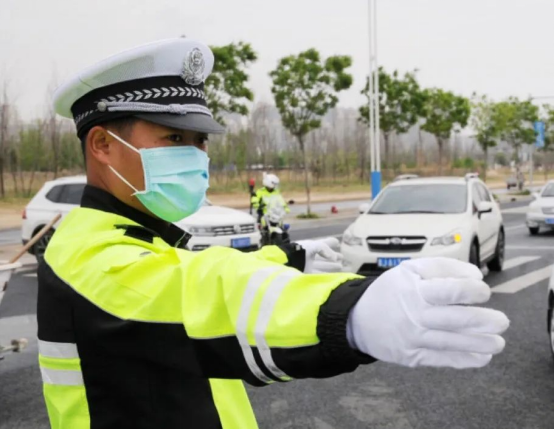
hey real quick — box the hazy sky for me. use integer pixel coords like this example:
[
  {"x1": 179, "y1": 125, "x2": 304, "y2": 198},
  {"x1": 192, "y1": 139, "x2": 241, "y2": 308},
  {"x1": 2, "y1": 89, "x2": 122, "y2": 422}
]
[{"x1": 2, "y1": 0, "x2": 554, "y2": 120}]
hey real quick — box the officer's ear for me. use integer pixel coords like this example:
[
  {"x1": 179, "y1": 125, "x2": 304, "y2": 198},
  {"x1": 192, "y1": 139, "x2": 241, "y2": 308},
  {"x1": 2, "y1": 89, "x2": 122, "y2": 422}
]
[{"x1": 87, "y1": 126, "x2": 113, "y2": 166}]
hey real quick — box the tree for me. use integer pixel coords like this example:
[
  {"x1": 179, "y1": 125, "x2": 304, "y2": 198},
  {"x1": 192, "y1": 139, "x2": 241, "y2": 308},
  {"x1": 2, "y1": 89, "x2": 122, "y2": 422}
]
[
  {"x1": 421, "y1": 89, "x2": 470, "y2": 175},
  {"x1": 359, "y1": 68, "x2": 425, "y2": 167},
  {"x1": 205, "y1": 42, "x2": 257, "y2": 124},
  {"x1": 540, "y1": 104, "x2": 554, "y2": 180},
  {"x1": 250, "y1": 103, "x2": 276, "y2": 170},
  {"x1": 270, "y1": 49, "x2": 352, "y2": 215},
  {"x1": 494, "y1": 151, "x2": 508, "y2": 167},
  {"x1": 493, "y1": 98, "x2": 538, "y2": 167},
  {"x1": 0, "y1": 82, "x2": 12, "y2": 198},
  {"x1": 470, "y1": 94, "x2": 499, "y2": 181}
]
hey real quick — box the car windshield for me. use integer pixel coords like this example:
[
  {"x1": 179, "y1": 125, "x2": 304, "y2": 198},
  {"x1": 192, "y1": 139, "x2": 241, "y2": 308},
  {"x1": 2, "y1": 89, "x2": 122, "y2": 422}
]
[
  {"x1": 542, "y1": 184, "x2": 554, "y2": 197},
  {"x1": 369, "y1": 184, "x2": 468, "y2": 214}
]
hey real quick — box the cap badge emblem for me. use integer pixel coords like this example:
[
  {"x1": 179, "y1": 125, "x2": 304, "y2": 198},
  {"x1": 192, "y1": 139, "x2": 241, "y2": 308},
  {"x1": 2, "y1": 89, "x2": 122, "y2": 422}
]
[{"x1": 182, "y1": 48, "x2": 205, "y2": 86}]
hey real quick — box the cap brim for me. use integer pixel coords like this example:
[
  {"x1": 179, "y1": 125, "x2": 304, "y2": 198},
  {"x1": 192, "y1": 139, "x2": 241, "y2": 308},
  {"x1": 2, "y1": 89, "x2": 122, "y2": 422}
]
[{"x1": 134, "y1": 112, "x2": 225, "y2": 134}]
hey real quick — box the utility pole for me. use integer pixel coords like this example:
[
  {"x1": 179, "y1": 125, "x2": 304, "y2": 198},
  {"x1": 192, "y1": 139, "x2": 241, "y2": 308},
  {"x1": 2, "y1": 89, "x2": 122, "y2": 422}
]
[{"x1": 367, "y1": 0, "x2": 381, "y2": 199}]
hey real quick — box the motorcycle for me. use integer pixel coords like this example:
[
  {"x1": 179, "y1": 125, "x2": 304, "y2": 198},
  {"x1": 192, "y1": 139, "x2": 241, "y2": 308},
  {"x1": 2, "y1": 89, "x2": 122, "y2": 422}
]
[{"x1": 259, "y1": 195, "x2": 291, "y2": 246}]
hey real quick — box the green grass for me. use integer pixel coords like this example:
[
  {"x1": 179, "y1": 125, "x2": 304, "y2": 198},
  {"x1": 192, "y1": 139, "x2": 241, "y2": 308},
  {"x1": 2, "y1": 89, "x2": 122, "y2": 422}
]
[
  {"x1": 509, "y1": 189, "x2": 531, "y2": 196},
  {"x1": 296, "y1": 213, "x2": 321, "y2": 219}
]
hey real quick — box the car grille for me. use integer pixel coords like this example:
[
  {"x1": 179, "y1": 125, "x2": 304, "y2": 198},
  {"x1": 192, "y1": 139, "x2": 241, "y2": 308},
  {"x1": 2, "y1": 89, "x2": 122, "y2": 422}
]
[
  {"x1": 212, "y1": 224, "x2": 256, "y2": 236},
  {"x1": 366, "y1": 236, "x2": 427, "y2": 253},
  {"x1": 542, "y1": 207, "x2": 554, "y2": 215}
]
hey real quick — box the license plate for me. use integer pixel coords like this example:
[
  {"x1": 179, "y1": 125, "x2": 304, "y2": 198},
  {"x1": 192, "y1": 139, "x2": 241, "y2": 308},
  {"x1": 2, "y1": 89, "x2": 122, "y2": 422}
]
[
  {"x1": 377, "y1": 257, "x2": 410, "y2": 269},
  {"x1": 231, "y1": 237, "x2": 251, "y2": 249},
  {"x1": 546, "y1": 218, "x2": 554, "y2": 225}
]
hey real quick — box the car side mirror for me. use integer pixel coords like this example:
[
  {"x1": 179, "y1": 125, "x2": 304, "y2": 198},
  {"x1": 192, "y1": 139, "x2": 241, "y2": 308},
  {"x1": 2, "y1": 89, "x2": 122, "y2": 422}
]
[
  {"x1": 532, "y1": 192, "x2": 540, "y2": 200},
  {"x1": 359, "y1": 203, "x2": 370, "y2": 214},
  {"x1": 477, "y1": 201, "x2": 493, "y2": 216}
]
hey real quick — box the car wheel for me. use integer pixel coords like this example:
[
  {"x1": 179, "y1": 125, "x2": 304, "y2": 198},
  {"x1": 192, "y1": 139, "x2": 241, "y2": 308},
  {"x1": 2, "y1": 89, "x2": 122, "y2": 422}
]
[
  {"x1": 487, "y1": 229, "x2": 505, "y2": 272},
  {"x1": 469, "y1": 241, "x2": 480, "y2": 268},
  {"x1": 33, "y1": 228, "x2": 54, "y2": 265},
  {"x1": 529, "y1": 227, "x2": 540, "y2": 235}
]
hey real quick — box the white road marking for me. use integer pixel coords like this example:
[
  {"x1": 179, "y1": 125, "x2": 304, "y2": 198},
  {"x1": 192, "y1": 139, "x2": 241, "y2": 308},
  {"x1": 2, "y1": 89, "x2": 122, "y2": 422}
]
[
  {"x1": 502, "y1": 206, "x2": 530, "y2": 214},
  {"x1": 503, "y1": 256, "x2": 542, "y2": 270},
  {"x1": 22, "y1": 273, "x2": 37, "y2": 278},
  {"x1": 505, "y1": 224, "x2": 526, "y2": 231},
  {"x1": 492, "y1": 265, "x2": 553, "y2": 294}
]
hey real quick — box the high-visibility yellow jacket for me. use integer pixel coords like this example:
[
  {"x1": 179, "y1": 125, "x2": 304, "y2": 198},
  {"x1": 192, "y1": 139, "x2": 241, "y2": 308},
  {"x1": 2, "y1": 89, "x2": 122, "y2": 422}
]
[
  {"x1": 37, "y1": 186, "x2": 373, "y2": 429},
  {"x1": 251, "y1": 187, "x2": 290, "y2": 214}
]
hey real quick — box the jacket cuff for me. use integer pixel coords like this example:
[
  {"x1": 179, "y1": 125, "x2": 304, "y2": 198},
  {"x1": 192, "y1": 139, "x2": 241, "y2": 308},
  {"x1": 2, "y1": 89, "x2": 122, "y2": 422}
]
[
  {"x1": 279, "y1": 243, "x2": 306, "y2": 272},
  {"x1": 317, "y1": 278, "x2": 377, "y2": 369}
]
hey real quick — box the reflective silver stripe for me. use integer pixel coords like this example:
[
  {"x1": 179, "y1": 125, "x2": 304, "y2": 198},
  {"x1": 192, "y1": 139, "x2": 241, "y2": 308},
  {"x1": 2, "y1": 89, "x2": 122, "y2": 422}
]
[
  {"x1": 255, "y1": 270, "x2": 299, "y2": 381},
  {"x1": 39, "y1": 340, "x2": 79, "y2": 359},
  {"x1": 237, "y1": 266, "x2": 283, "y2": 384},
  {"x1": 40, "y1": 368, "x2": 84, "y2": 386}
]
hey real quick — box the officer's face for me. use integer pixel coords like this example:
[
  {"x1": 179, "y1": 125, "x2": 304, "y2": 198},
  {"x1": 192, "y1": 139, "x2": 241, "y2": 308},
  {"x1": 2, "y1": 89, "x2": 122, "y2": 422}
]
[{"x1": 89, "y1": 119, "x2": 209, "y2": 218}]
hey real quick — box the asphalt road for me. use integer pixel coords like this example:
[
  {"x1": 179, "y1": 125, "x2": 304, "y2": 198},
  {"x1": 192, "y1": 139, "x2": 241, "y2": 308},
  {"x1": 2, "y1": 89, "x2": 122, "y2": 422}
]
[{"x1": 3, "y1": 200, "x2": 554, "y2": 428}]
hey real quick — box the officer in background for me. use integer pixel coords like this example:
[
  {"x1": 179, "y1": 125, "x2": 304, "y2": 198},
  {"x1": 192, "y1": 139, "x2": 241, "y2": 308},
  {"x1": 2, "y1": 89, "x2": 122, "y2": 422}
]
[
  {"x1": 37, "y1": 38, "x2": 509, "y2": 429},
  {"x1": 251, "y1": 173, "x2": 289, "y2": 223}
]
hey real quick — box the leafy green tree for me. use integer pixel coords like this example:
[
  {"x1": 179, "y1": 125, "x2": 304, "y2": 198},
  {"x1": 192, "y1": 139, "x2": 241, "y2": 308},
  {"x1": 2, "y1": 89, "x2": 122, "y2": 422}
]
[
  {"x1": 471, "y1": 94, "x2": 499, "y2": 181},
  {"x1": 494, "y1": 151, "x2": 508, "y2": 167},
  {"x1": 59, "y1": 132, "x2": 83, "y2": 171},
  {"x1": 270, "y1": 49, "x2": 352, "y2": 214},
  {"x1": 421, "y1": 89, "x2": 470, "y2": 175},
  {"x1": 493, "y1": 97, "x2": 538, "y2": 166},
  {"x1": 19, "y1": 123, "x2": 47, "y2": 172},
  {"x1": 539, "y1": 104, "x2": 554, "y2": 180},
  {"x1": 359, "y1": 68, "x2": 425, "y2": 166},
  {"x1": 206, "y1": 42, "x2": 257, "y2": 124}
]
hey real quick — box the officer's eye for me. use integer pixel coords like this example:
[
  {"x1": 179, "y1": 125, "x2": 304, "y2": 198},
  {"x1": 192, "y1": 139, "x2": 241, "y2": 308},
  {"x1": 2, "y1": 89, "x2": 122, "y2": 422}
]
[
  {"x1": 167, "y1": 134, "x2": 183, "y2": 143},
  {"x1": 197, "y1": 135, "x2": 209, "y2": 145}
]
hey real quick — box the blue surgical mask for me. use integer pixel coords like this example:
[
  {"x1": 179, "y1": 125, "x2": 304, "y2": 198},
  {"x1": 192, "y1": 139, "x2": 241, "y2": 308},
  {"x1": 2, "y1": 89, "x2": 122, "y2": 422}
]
[{"x1": 107, "y1": 130, "x2": 210, "y2": 222}]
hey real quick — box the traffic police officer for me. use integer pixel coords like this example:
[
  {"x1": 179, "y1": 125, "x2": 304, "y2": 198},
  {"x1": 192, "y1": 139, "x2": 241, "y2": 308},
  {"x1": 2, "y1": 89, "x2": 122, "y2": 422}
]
[
  {"x1": 251, "y1": 173, "x2": 289, "y2": 224},
  {"x1": 37, "y1": 38, "x2": 509, "y2": 429}
]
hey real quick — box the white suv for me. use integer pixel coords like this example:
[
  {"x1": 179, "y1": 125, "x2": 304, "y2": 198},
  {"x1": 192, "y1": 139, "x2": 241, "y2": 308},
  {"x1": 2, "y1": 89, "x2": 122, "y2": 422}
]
[
  {"x1": 22, "y1": 176, "x2": 261, "y2": 262},
  {"x1": 526, "y1": 180, "x2": 554, "y2": 235},
  {"x1": 340, "y1": 175, "x2": 505, "y2": 276}
]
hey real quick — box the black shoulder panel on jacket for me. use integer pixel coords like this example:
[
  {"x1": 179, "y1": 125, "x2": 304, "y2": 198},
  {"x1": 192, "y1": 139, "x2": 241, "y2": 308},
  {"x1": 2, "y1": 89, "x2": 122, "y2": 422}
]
[{"x1": 114, "y1": 224, "x2": 158, "y2": 243}]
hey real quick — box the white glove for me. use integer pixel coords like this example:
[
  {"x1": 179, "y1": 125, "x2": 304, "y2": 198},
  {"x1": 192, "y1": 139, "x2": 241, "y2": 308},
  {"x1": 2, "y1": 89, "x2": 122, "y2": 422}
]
[
  {"x1": 296, "y1": 238, "x2": 343, "y2": 274},
  {"x1": 347, "y1": 258, "x2": 509, "y2": 369}
]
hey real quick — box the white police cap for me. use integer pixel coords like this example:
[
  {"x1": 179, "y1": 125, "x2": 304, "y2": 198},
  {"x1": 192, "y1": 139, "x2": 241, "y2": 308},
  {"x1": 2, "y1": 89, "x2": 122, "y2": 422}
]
[{"x1": 54, "y1": 38, "x2": 225, "y2": 137}]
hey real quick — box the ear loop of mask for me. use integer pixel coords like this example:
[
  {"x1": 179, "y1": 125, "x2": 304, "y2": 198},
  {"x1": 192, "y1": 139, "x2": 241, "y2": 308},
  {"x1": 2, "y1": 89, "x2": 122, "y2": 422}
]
[{"x1": 106, "y1": 130, "x2": 144, "y2": 194}]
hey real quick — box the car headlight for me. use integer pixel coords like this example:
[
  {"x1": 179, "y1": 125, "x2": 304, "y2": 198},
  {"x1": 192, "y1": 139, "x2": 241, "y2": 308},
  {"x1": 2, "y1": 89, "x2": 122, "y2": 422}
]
[
  {"x1": 343, "y1": 230, "x2": 364, "y2": 246},
  {"x1": 529, "y1": 205, "x2": 542, "y2": 214},
  {"x1": 431, "y1": 232, "x2": 462, "y2": 246},
  {"x1": 187, "y1": 226, "x2": 215, "y2": 236}
]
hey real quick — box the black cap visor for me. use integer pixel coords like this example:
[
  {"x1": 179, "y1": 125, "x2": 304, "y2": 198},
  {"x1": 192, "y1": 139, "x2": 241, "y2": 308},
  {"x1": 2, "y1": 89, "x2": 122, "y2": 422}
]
[{"x1": 134, "y1": 112, "x2": 225, "y2": 134}]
